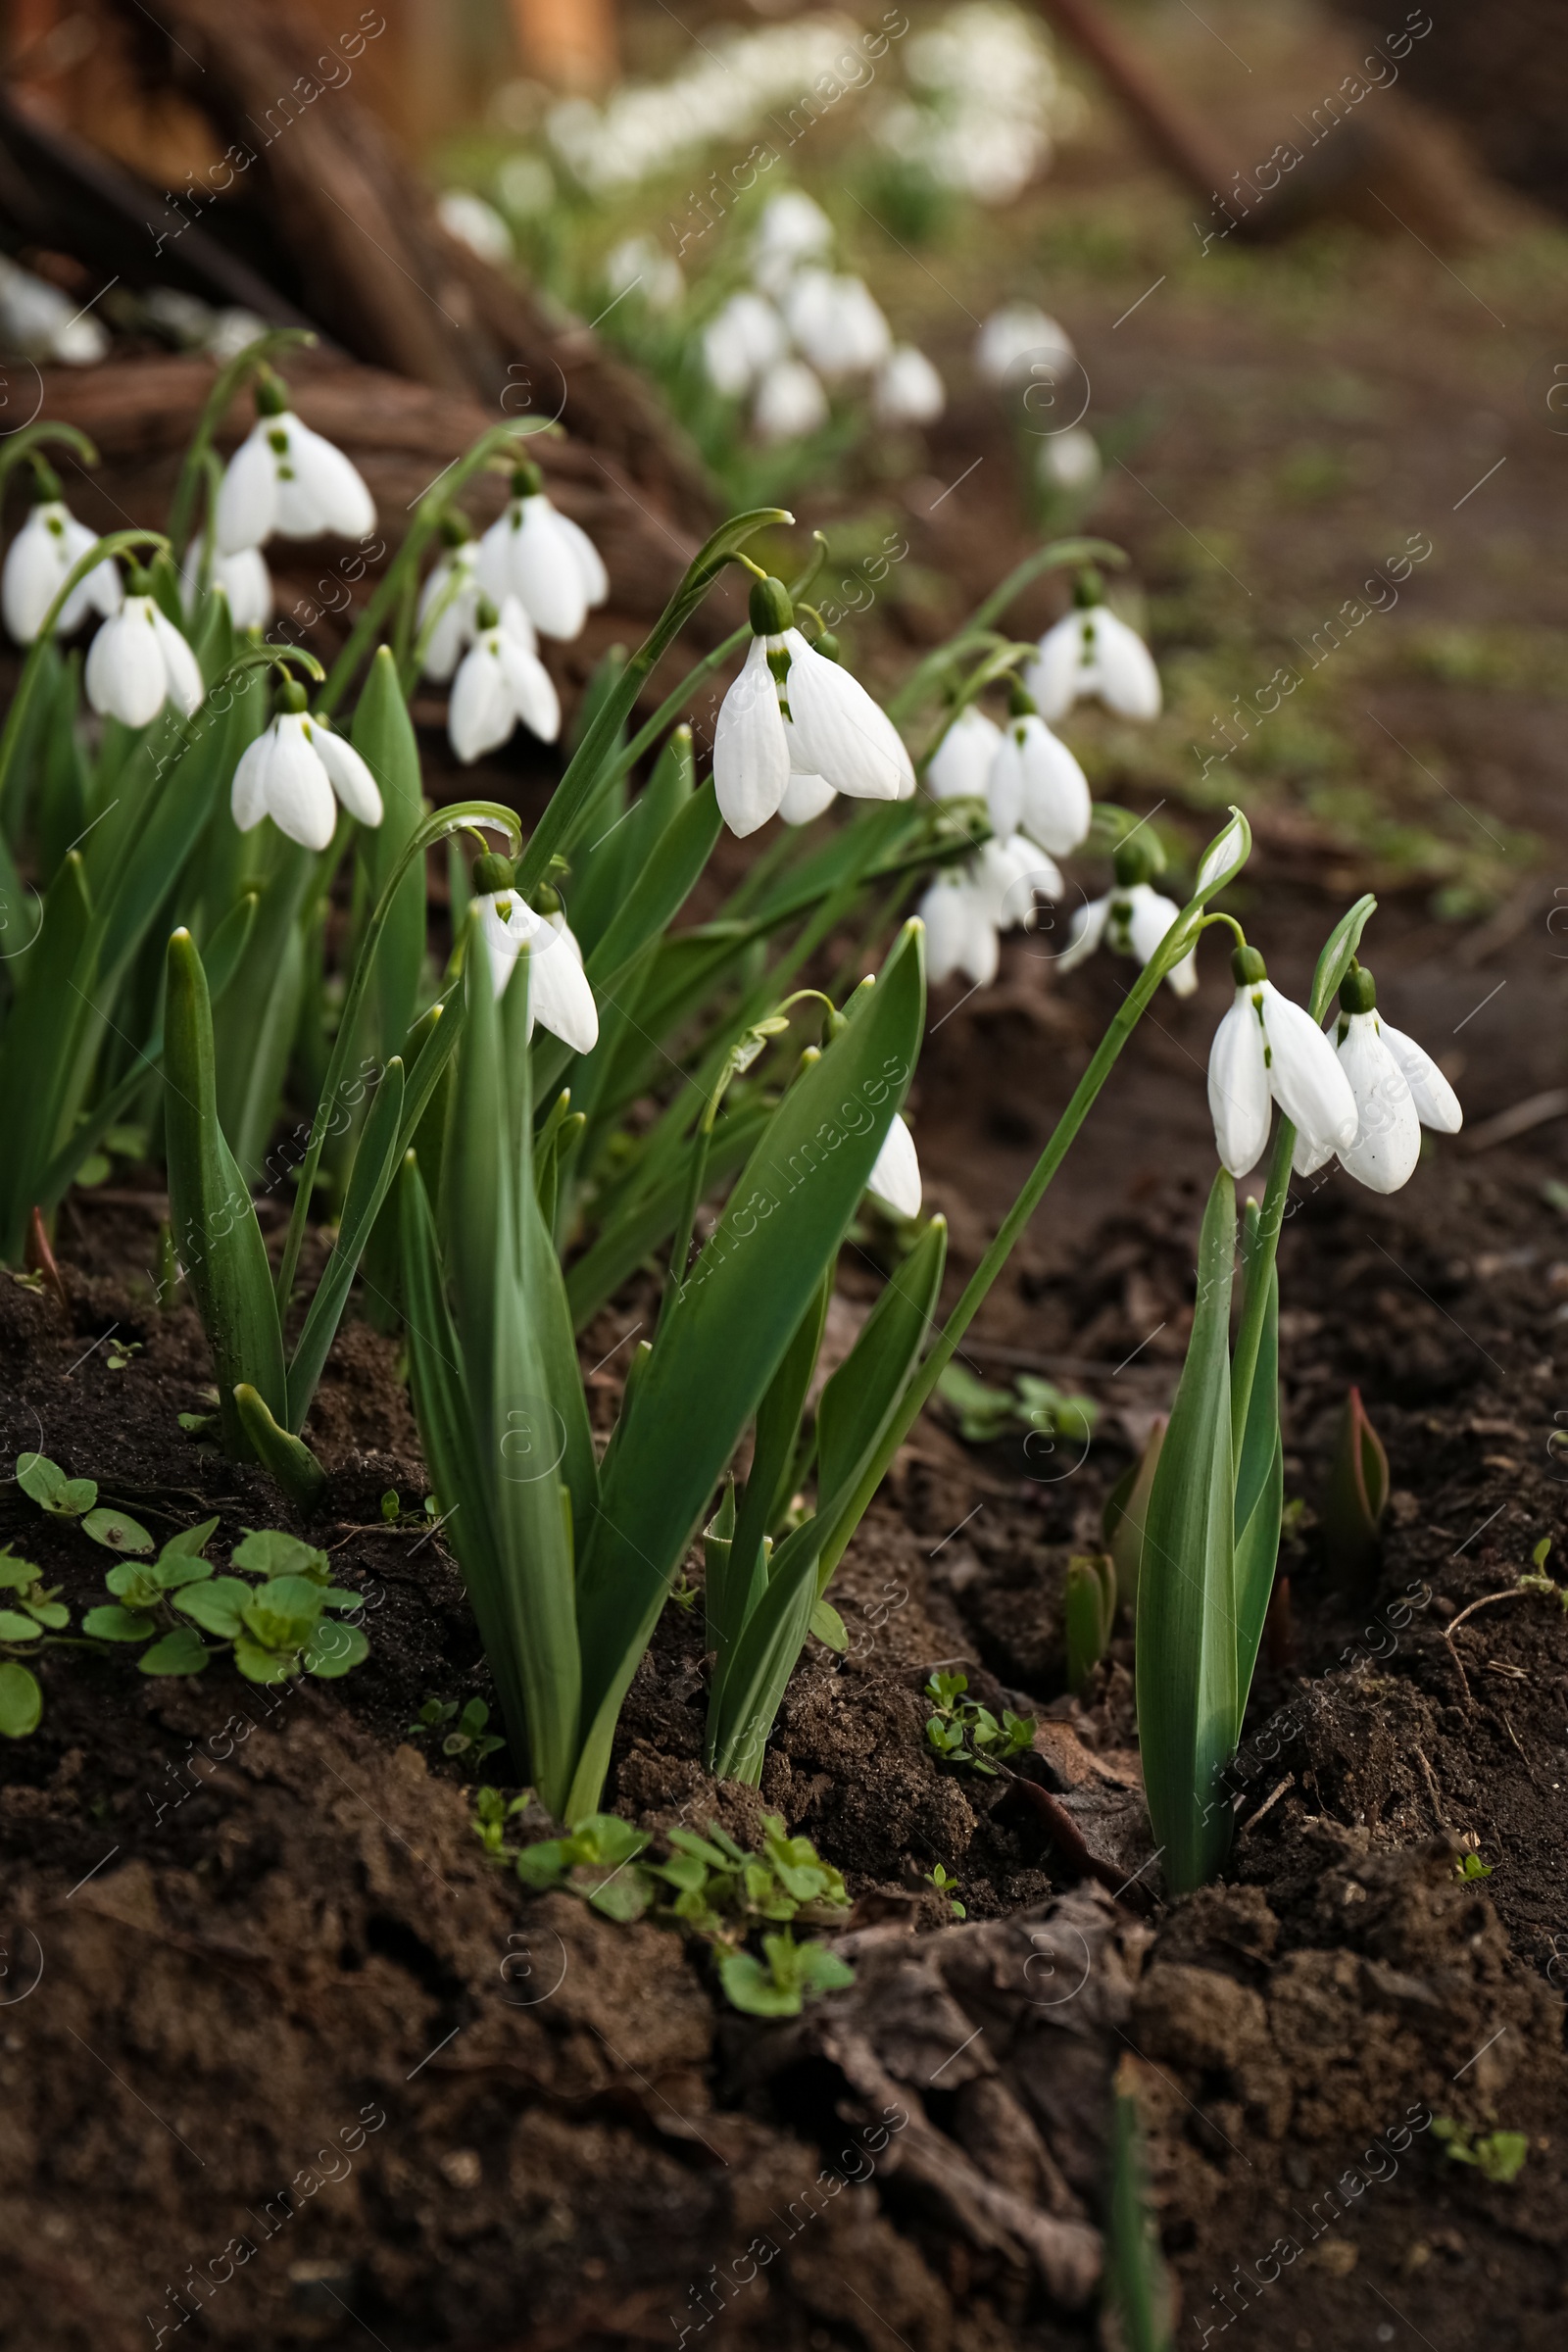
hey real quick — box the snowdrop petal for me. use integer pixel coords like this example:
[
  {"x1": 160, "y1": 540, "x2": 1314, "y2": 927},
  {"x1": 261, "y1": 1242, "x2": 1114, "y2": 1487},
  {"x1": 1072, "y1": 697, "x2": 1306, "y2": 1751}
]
[
  {"x1": 713, "y1": 635, "x2": 789, "y2": 837},
  {"x1": 866, "y1": 1113, "x2": 922, "y2": 1219},
  {"x1": 311, "y1": 724, "x2": 384, "y2": 826},
  {"x1": 1091, "y1": 609, "x2": 1162, "y2": 719},
  {"x1": 3, "y1": 509, "x2": 67, "y2": 641},
  {"x1": 509, "y1": 501, "x2": 589, "y2": 640},
  {"x1": 1015, "y1": 715, "x2": 1091, "y2": 857},
  {"x1": 1335, "y1": 1013, "x2": 1422, "y2": 1194},
  {"x1": 497, "y1": 594, "x2": 539, "y2": 654},
  {"x1": 281, "y1": 416, "x2": 376, "y2": 541},
  {"x1": 754, "y1": 358, "x2": 829, "y2": 443},
  {"x1": 1124, "y1": 885, "x2": 1185, "y2": 973},
  {"x1": 927, "y1": 706, "x2": 1001, "y2": 803},
  {"x1": 85, "y1": 602, "x2": 166, "y2": 728},
  {"x1": 449, "y1": 641, "x2": 516, "y2": 764},
  {"x1": 1260, "y1": 984, "x2": 1357, "y2": 1153},
  {"x1": 230, "y1": 731, "x2": 273, "y2": 832},
  {"x1": 215, "y1": 426, "x2": 276, "y2": 556},
  {"x1": 474, "y1": 514, "x2": 515, "y2": 606},
  {"x1": 527, "y1": 921, "x2": 600, "y2": 1054},
  {"x1": 782, "y1": 632, "x2": 911, "y2": 803},
  {"x1": 1207, "y1": 988, "x2": 1273, "y2": 1176},
  {"x1": 215, "y1": 548, "x2": 272, "y2": 632},
  {"x1": 150, "y1": 607, "x2": 204, "y2": 716},
  {"x1": 1055, "y1": 892, "x2": 1108, "y2": 974},
  {"x1": 985, "y1": 729, "x2": 1025, "y2": 839},
  {"x1": 479, "y1": 893, "x2": 525, "y2": 999},
  {"x1": 919, "y1": 879, "x2": 978, "y2": 987},
  {"x1": 778, "y1": 768, "x2": 837, "y2": 825},
  {"x1": 1378, "y1": 1021, "x2": 1463, "y2": 1135},
  {"x1": 874, "y1": 345, "x2": 945, "y2": 426},
  {"x1": 1293, "y1": 1128, "x2": 1336, "y2": 1178},
  {"x1": 263, "y1": 714, "x2": 337, "y2": 851},
  {"x1": 550, "y1": 508, "x2": 609, "y2": 609},
  {"x1": 497, "y1": 636, "x2": 562, "y2": 743},
  {"x1": 1023, "y1": 612, "x2": 1089, "y2": 723}
]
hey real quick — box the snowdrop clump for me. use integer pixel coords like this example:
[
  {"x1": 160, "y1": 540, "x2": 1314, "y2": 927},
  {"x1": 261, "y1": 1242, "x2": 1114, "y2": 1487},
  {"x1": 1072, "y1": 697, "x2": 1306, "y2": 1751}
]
[
  {"x1": 603, "y1": 235, "x2": 685, "y2": 315},
  {"x1": 1207, "y1": 946, "x2": 1357, "y2": 1181},
  {"x1": 918, "y1": 835, "x2": 1057, "y2": 990},
  {"x1": 1, "y1": 467, "x2": 122, "y2": 645},
  {"x1": 702, "y1": 190, "x2": 945, "y2": 445},
  {"x1": 874, "y1": 4, "x2": 1083, "y2": 205}
]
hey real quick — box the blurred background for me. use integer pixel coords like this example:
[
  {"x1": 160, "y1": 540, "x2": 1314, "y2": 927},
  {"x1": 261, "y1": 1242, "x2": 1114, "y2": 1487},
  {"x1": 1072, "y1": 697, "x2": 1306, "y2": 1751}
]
[{"x1": 2, "y1": 0, "x2": 1563, "y2": 1254}]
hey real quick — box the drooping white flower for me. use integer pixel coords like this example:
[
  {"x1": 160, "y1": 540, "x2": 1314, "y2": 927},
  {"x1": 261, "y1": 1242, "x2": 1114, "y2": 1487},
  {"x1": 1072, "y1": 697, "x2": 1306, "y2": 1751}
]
[
  {"x1": 448, "y1": 597, "x2": 561, "y2": 764},
  {"x1": 1207, "y1": 946, "x2": 1357, "y2": 1179},
  {"x1": 0, "y1": 254, "x2": 109, "y2": 366},
  {"x1": 784, "y1": 270, "x2": 892, "y2": 377},
  {"x1": 712, "y1": 580, "x2": 912, "y2": 837},
  {"x1": 753, "y1": 190, "x2": 834, "y2": 295},
  {"x1": 84, "y1": 593, "x2": 204, "y2": 728},
  {"x1": 2, "y1": 478, "x2": 122, "y2": 644},
  {"x1": 215, "y1": 373, "x2": 376, "y2": 556},
  {"x1": 867, "y1": 1112, "x2": 921, "y2": 1220},
  {"x1": 437, "y1": 189, "x2": 513, "y2": 267},
  {"x1": 416, "y1": 534, "x2": 482, "y2": 681},
  {"x1": 1038, "y1": 426, "x2": 1102, "y2": 494},
  {"x1": 181, "y1": 547, "x2": 273, "y2": 634},
  {"x1": 230, "y1": 690, "x2": 383, "y2": 852},
  {"x1": 603, "y1": 233, "x2": 684, "y2": 314},
  {"x1": 703, "y1": 291, "x2": 787, "y2": 396},
  {"x1": 475, "y1": 462, "x2": 608, "y2": 643},
  {"x1": 975, "y1": 303, "x2": 1074, "y2": 385},
  {"x1": 986, "y1": 701, "x2": 1091, "y2": 857},
  {"x1": 1293, "y1": 965, "x2": 1462, "y2": 1194},
  {"x1": 1058, "y1": 859, "x2": 1197, "y2": 997},
  {"x1": 753, "y1": 357, "x2": 829, "y2": 443},
  {"x1": 777, "y1": 719, "x2": 837, "y2": 826},
  {"x1": 874, "y1": 345, "x2": 945, "y2": 426},
  {"x1": 919, "y1": 836, "x2": 1059, "y2": 990},
  {"x1": 1026, "y1": 592, "x2": 1161, "y2": 723},
  {"x1": 471, "y1": 856, "x2": 598, "y2": 1054},
  {"x1": 927, "y1": 705, "x2": 1004, "y2": 805}
]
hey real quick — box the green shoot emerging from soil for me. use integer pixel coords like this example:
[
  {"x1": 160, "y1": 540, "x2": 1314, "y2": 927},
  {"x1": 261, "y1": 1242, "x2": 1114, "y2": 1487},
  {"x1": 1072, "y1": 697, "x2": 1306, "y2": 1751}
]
[{"x1": 923, "y1": 1672, "x2": 1035, "y2": 1775}]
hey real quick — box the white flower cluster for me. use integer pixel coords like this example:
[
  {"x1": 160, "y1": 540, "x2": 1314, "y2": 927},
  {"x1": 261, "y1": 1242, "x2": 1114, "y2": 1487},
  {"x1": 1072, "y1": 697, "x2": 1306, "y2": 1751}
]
[
  {"x1": 703, "y1": 191, "x2": 943, "y2": 443},
  {"x1": 873, "y1": 4, "x2": 1083, "y2": 205},
  {"x1": 917, "y1": 593, "x2": 1168, "y2": 989}
]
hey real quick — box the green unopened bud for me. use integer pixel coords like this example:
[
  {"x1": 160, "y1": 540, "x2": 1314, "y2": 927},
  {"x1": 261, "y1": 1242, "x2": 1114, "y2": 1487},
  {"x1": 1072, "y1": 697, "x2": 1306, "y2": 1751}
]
[
  {"x1": 1231, "y1": 943, "x2": 1267, "y2": 988},
  {"x1": 472, "y1": 852, "x2": 514, "y2": 896},
  {"x1": 510, "y1": 460, "x2": 543, "y2": 500},
  {"x1": 1112, "y1": 832, "x2": 1161, "y2": 888},
  {"x1": 1007, "y1": 678, "x2": 1038, "y2": 718},
  {"x1": 254, "y1": 368, "x2": 289, "y2": 417},
  {"x1": 125, "y1": 563, "x2": 153, "y2": 598},
  {"x1": 474, "y1": 594, "x2": 500, "y2": 632},
  {"x1": 534, "y1": 881, "x2": 562, "y2": 916},
  {"x1": 749, "y1": 574, "x2": 794, "y2": 637},
  {"x1": 813, "y1": 629, "x2": 841, "y2": 663},
  {"x1": 278, "y1": 676, "x2": 310, "y2": 714},
  {"x1": 1339, "y1": 960, "x2": 1377, "y2": 1016},
  {"x1": 1071, "y1": 566, "x2": 1104, "y2": 611},
  {"x1": 439, "y1": 512, "x2": 472, "y2": 547}
]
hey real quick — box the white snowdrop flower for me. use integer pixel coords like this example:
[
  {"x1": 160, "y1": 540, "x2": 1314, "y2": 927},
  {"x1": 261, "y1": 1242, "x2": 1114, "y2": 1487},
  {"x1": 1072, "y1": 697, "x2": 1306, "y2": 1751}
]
[
  {"x1": 712, "y1": 579, "x2": 912, "y2": 838},
  {"x1": 2, "y1": 475, "x2": 122, "y2": 644},
  {"x1": 753, "y1": 357, "x2": 829, "y2": 444},
  {"x1": 1026, "y1": 589, "x2": 1161, "y2": 724},
  {"x1": 1207, "y1": 945, "x2": 1357, "y2": 1179},
  {"x1": 604, "y1": 234, "x2": 684, "y2": 314},
  {"x1": 471, "y1": 854, "x2": 598, "y2": 1054},
  {"x1": 216, "y1": 372, "x2": 376, "y2": 557},
  {"x1": 416, "y1": 532, "x2": 482, "y2": 681},
  {"x1": 777, "y1": 719, "x2": 837, "y2": 826},
  {"x1": 84, "y1": 588, "x2": 204, "y2": 728},
  {"x1": 867, "y1": 1112, "x2": 921, "y2": 1220},
  {"x1": 753, "y1": 189, "x2": 834, "y2": 295},
  {"x1": 969, "y1": 832, "x2": 1061, "y2": 930},
  {"x1": 448, "y1": 597, "x2": 561, "y2": 764},
  {"x1": 475, "y1": 461, "x2": 608, "y2": 643},
  {"x1": 230, "y1": 685, "x2": 383, "y2": 853},
  {"x1": 1038, "y1": 425, "x2": 1101, "y2": 493},
  {"x1": 920, "y1": 872, "x2": 1001, "y2": 989},
  {"x1": 1057, "y1": 840, "x2": 1196, "y2": 997},
  {"x1": 0, "y1": 254, "x2": 108, "y2": 365},
  {"x1": 181, "y1": 547, "x2": 273, "y2": 634},
  {"x1": 927, "y1": 705, "x2": 1003, "y2": 805},
  {"x1": 1293, "y1": 964, "x2": 1462, "y2": 1194},
  {"x1": 987, "y1": 697, "x2": 1091, "y2": 858},
  {"x1": 703, "y1": 290, "x2": 786, "y2": 396},
  {"x1": 975, "y1": 302, "x2": 1074, "y2": 385},
  {"x1": 873, "y1": 345, "x2": 945, "y2": 426},
  {"x1": 437, "y1": 189, "x2": 513, "y2": 268},
  {"x1": 785, "y1": 271, "x2": 891, "y2": 377}
]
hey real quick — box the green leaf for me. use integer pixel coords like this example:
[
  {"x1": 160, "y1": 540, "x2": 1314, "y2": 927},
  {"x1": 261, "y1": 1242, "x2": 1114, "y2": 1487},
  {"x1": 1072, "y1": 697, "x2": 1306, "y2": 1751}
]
[
  {"x1": 231, "y1": 1385, "x2": 328, "y2": 1514},
  {"x1": 1136, "y1": 1170, "x2": 1240, "y2": 1895},
  {"x1": 574, "y1": 921, "x2": 925, "y2": 1811},
  {"x1": 1232, "y1": 1225, "x2": 1283, "y2": 1713},
  {"x1": 0, "y1": 1661, "x2": 42, "y2": 1737},
  {"x1": 711, "y1": 1272, "x2": 829, "y2": 1669},
  {"x1": 82, "y1": 1507, "x2": 154, "y2": 1554},
  {"x1": 172, "y1": 1577, "x2": 253, "y2": 1639},
  {"x1": 240, "y1": 1574, "x2": 325, "y2": 1651},
  {"x1": 584, "y1": 777, "x2": 722, "y2": 998},
  {"x1": 138, "y1": 1626, "x2": 212, "y2": 1676},
  {"x1": 354, "y1": 649, "x2": 427, "y2": 1069},
  {"x1": 232, "y1": 1637, "x2": 296, "y2": 1684},
  {"x1": 1104, "y1": 1417, "x2": 1165, "y2": 1614},
  {"x1": 17, "y1": 1453, "x2": 97, "y2": 1517},
  {"x1": 814, "y1": 1211, "x2": 947, "y2": 1586},
  {"x1": 1065, "y1": 1553, "x2": 1117, "y2": 1693},
  {"x1": 0, "y1": 851, "x2": 95, "y2": 1262},
  {"x1": 164, "y1": 928, "x2": 288, "y2": 1457},
  {"x1": 82, "y1": 1603, "x2": 157, "y2": 1642},
  {"x1": 104, "y1": 1560, "x2": 160, "y2": 1605},
  {"x1": 304, "y1": 1620, "x2": 368, "y2": 1678},
  {"x1": 231, "y1": 1530, "x2": 328, "y2": 1579},
  {"x1": 160, "y1": 1516, "x2": 221, "y2": 1562},
  {"x1": 1308, "y1": 892, "x2": 1377, "y2": 1023},
  {"x1": 0, "y1": 1610, "x2": 41, "y2": 1642},
  {"x1": 285, "y1": 1054, "x2": 407, "y2": 1431},
  {"x1": 808, "y1": 1598, "x2": 848, "y2": 1652},
  {"x1": 23, "y1": 1598, "x2": 69, "y2": 1631}
]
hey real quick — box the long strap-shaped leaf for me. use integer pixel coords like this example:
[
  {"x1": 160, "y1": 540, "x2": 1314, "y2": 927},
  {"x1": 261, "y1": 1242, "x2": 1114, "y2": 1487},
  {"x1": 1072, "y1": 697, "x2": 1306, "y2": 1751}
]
[
  {"x1": 710, "y1": 1271, "x2": 831, "y2": 1672},
  {"x1": 0, "y1": 851, "x2": 93, "y2": 1261},
  {"x1": 1135, "y1": 1170, "x2": 1239, "y2": 1895},
  {"x1": 163, "y1": 929, "x2": 287, "y2": 1458},
  {"x1": 285, "y1": 1056, "x2": 406, "y2": 1431}
]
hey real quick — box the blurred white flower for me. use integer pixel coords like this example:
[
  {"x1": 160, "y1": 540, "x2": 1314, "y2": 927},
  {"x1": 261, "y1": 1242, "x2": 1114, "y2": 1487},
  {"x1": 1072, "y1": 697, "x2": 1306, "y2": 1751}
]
[
  {"x1": 1059, "y1": 881, "x2": 1196, "y2": 997},
  {"x1": 85, "y1": 594, "x2": 203, "y2": 728},
  {"x1": 987, "y1": 707, "x2": 1091, "y2": 857},
  {"x1": 2, "y1": 486, "x2": 122, "y2": 644},
  {"x1": 416, "y1": 538, "x2": 482, "y2": 681},
  {"x1": 216, "y1": 377, "x2": 375, "y2": 556},
  {"x1": 975, "y1": 301, "x2": 1074, "y2": 385},
  {"x1": 1026, "y1": 598, "x2": 1161, "y2": 722},
  {"x1": 231, "y1": 700, "x2": 383, "y2": 851},
  {"x1": 437, "y1": 190, "x2": 514, "y2": 267},
  {"x1": 1038, "y1": 425, "x2": 1102, "y2": 493},
  {"x1": 785, "y1": 270, "x2": 891, "y2": 377},
  {"x1": 867, "y1": 1112, "x2": 921, "y2": 1219},
  {"x1": 874, "y1": 344, "x2": 945, "y2": 425},
  {"x1": 0, "y1": 255, "x2": 108, "y2": 366},
  {"x1": 927, "y1": 705, "x2": 1003, "y2": 804},
  {"x1": 753, "y1": 358, "x2": 829, "y2": 443},
  {"x1": 476, "y1": 464, "x2": 608, "y2": 642},
  {"x1": 604, "y1": 234, "x2": 684, "y2": 314},
  {"x1": 182, "y1": 548, "x2": 273, "y2": 634},
  {"x1": 703, "y1": 291, "x2": 787, "y2": 397},
  {"x1": 919, "y1": 834, "x2": 1059, "y2": 988},
  {"x1": 753, "y1": 189, "x2": 834, "y2": 295},
  {"x1": 878, "y1": 5, "x2": 1076, "y2": 204},
  {"x1": 448, "y1": 598, "x2": 561, "y2": 763}
]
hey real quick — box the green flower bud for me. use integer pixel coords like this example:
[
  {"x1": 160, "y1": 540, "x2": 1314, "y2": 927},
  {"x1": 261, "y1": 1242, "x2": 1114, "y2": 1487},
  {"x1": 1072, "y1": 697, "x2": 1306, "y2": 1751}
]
[
  {"x1": 748, "y1": 574, "x2": 794, "y2": 636},
  {"x1": 1339, "y1": 960, "x2": 1377, "y2": 1016},
  {"x1": 1231, "y1": 942, "x2": 1267, "y2": 987},
  {"x1": 472, "y1": 852, "x2": 514, "y2": 896}
]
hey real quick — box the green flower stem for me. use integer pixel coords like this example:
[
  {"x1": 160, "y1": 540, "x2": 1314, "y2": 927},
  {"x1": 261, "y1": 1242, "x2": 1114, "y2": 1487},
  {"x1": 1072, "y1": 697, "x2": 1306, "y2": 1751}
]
[
  {"x1": 1229, "y1": 1120, "x2": 1294, "y2": 1466},
  {"x1": 317, "y1": 420, "x2": 556, "y2": 715},
  {"x1": 165, "y1": 329, "x2": 318, "y2": 557},
  {"x1": 0, "y1": 421, "x2": 100, "y2": 511},
  {"x1": 273, "y1": 800, "x2": 521, "y2": 1310}
]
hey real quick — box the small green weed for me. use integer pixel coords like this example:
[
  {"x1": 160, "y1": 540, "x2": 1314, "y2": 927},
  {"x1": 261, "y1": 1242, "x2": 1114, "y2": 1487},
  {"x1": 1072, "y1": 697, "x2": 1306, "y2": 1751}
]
[
  {"x1": 1431, "y1": 2117, "x2": 1528, "y2": 2185},
  {"x1": 923, "y1": 1671, "x2": 1034, "y2": 1776}
]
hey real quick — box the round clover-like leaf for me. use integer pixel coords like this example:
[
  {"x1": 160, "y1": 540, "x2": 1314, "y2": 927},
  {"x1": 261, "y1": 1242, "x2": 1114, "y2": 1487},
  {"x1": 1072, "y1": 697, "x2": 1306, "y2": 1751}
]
[
  {"x1": 232, "y1": 1637, "x2": 297, "y2": 1686},
  {"x1": 82, "y1": 1604, "x2": 158, "y2": 1642},
  {"x1": 0, "y1": 1661, "x2": 42, "y2": 1737},
  {"x1": 154, "y1": 1554, "x2": 216, "y2": 1592},
  {"x1": 239, "y1": 1575, "x2": 323, "y2": 1654},
  {"x1": 83, "y1": 1507, "x2": 154, "y2": 1555},
  {"x1": 172, "y1": 1578, "x2": 251, "y2": 1640},
  {"x1": 23, "y1": 1597, "x2": 69, "y2": 1630},
  {"x1": 0, "y1": 1610, "x2": 41, "y2": 1642},
  {"x1": 304, "y1": 1621, "x2": 368, "y2": 1679},
  {"x1": 105, "y1": 1561, "x2": 161, "y2": 1607},
  {"x1": 231, "y1": 1531, "x2": 329, "y2": 1582},
  {"x1": 137, "y1": 1626, "x2": 211, "y2": 1676}
]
